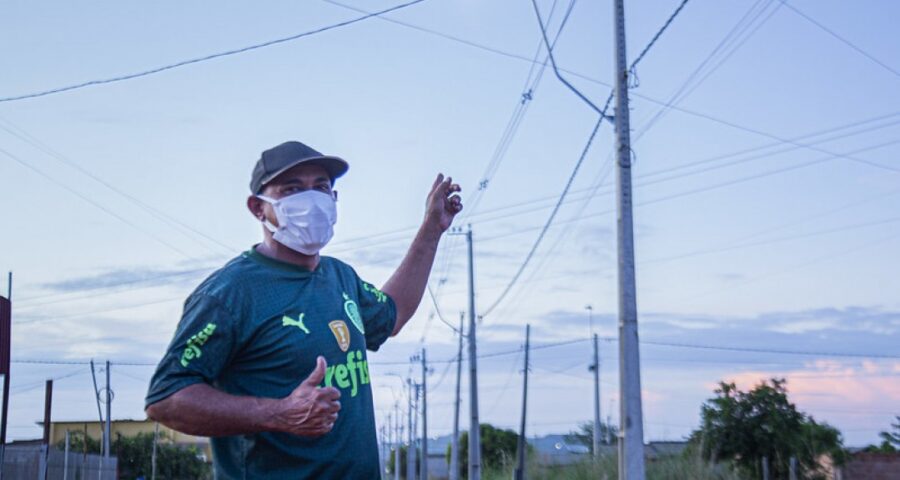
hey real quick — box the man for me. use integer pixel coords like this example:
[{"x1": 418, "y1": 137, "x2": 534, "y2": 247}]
[{"x1": 145, "y1": 141, "x2": 462, "y2": 478}]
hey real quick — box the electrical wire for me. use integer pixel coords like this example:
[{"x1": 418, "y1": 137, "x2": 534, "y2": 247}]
[
  {"x1": 633, "y1": 0, "x2": 781, "y2": 141},
  {"x1": 481, "y1": 117, "x2": 603, "y2": 317},
  {"x1": 482, "y1": 0, "x2": 695, "y2": 318},
  {"x1": 528, "y1": 0, "x2": 611, "y2": 119},
  {"x1": 428, "y1": 0, "x2": 577, "y2": 331},
  {"x1": 0, "y1": 0, "x2": 432, "y2": 103},
  {"x1": 0, "y1": 147, "x2": 194, "y2": 258},
  {"x1": 780, "y1": 0, "x2": 900, "y2": 78},
  {"x1": 639, "y1": 339, "x2": 900, "y2": 359},
  {"x1": 0, "y1": 117, "x2": 240, "y2": 256}
]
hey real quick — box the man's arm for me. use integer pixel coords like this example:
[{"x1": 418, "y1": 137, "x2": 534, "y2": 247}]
[
  {"x1": 382, "y1": 174, "x2": 462, "y2": 336},
  {"x1": 146, "y1": 356, "x2": 341, "y2": 437}
]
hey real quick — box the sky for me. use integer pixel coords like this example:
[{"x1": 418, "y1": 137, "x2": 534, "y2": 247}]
[{"x1": 1, "y1": 0, "x2": 898, "y2": 449}]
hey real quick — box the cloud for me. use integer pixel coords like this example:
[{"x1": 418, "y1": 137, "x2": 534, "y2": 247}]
[{"x1": 38, "y1": 266, "x2": 213, "y2": 293}]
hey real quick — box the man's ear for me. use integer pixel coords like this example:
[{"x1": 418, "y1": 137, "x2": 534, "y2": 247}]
[
  {"x1": 247, "y1": 196, "x2": 265, "y2": 221},
  {"x1": 333, "y1": 190, "x2": 339, "y2": 202}
]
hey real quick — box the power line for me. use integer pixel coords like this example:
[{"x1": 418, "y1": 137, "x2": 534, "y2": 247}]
[
  {"x1": 528, "y1": 0, "x2": 612, "y2": 118},
  {"x1": 426, "y1": 284, "x2": 461, "y2": 334},
  {"x1": 633, "y1": 0, "x2": 781, "y2": 141},
  {"x1": 427, "y1": 0, "x2": 578, "y2": 337},
  {"x1": 15, "y1": 296, "x2": 182, "y2": 325},
  {"x1": 0, "y1": 0, "x2": 431, "y2": 103},
  {"x1": 13, "y1": 334, "x2": 899, "y2": 371},
  {"x1": 12, "y1": 125, "x2": 897, "y2": 320},
  {"x1": 0, "y1": 147, "x2": 194, "y2": 258},
  {"x1": 639, "y1": 339, "x2": 900, "y2": 359},
  {"x1": 483, "y1": 0, "x2": 695, "y2": 317},
  {"x1": 628, "y1": 0, "x2": 691, "y2": 73},
  {"x1": 780, "y1": 0, "x2": 900, "y2": 78},
  {"x1": 0, "y1": 117, "x2": 240, "y2": 256},
  {"x1": 481, "y1": 117, "x2": 603, "y2": 317}
]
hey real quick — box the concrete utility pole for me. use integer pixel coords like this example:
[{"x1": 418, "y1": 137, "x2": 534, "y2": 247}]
[
  {"x1": 465, "y1": 226, "x2": 481, "y2": 480},
  {"x1": 407, "y1": 378, "x2": 416, "y2": 480},
  {"x1": 152, "y1": 422, "x2": 159, "y2": 480},
  {"x1": 64, "y1": 430, "x2": 70, "y2": 480},
  {"x1": 104, "y1": 360, "x2": 111, "y2": 460},
  {"x1": 394, "y1": 403, "x2": 401, "y2": 480},
  {"x1": 592, "y1": 333, "x2": 602, "y2": 457},
  {"x1": 379, "y1": 425, "x2": 386, "y2": 477},
  {"x1": 420, "y1": 348, "x2": 428, "y2": 480},
  {"x1": 613, "y1": 0, "x2": 646, "y2": 478},
  {"x1": 513, "y1": 325, "x2": 530, "y2": 480},
  {"x1": 450, "y1": 314, "x2": 464, "y2": 480},
  {"x1": 40, "y1": 379, "x2": 53, "y2": 480},
  {"x1": 89, "y1": 359, "x2": 105, "y2": 479}
]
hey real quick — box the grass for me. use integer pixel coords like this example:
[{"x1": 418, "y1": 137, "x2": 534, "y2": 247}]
[{"x1": 475, "y1": 454, "x2": 745, "y2": 480}]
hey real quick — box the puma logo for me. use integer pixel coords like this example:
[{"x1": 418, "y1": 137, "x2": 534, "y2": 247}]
[{"x1": 282, "y1": 314, "x2": 310, "y2": 334}]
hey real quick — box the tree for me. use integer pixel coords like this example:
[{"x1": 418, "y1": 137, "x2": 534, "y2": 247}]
[
  {"x1": 445, "y1": 424, "x2": 519, "y2": 478},
  {"x1": 385, "y1": 445, "x2": 420, "y2": 479},
  {"x1": 56, "y1": 431, "x2": 211, "y2": 479},
  {"x1": 690, "y1": 378, "x2": 845, "y2": 479},
  {"x1": 566, "y1": 420, "x2": 618, "y2": 453},
  {"x1": 864, "y1": 416, "x2": 900, "y2": 453}
]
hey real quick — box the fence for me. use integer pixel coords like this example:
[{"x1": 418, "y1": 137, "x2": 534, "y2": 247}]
[{"x1": 1, "y1": 444, "x2": 117, "y2": 480}]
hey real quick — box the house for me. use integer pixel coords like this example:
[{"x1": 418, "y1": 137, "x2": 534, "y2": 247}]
[{"x1": 42, "y1": 419, "x2": 211, "y2": 461}]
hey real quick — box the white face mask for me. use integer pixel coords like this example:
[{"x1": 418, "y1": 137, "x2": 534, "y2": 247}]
[{"x1": 257, "y1": 190, "x2": 337, "y2": 255}]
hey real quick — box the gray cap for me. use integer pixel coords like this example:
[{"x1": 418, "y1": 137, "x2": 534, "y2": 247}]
[{"x1": 250, "y1": 141, "x2": 349, "y2": 193}]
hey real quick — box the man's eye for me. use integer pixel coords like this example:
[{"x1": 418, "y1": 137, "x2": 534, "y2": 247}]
[{"x1": 316, "y1": 185, "x2": 330, "y2": 192}]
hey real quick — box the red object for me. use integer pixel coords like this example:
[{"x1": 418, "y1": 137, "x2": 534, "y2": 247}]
[{"x1": 0, "y1": 296, "x2": 10, "y2": 445}]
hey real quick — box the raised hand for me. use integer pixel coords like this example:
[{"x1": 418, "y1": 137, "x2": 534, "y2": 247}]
[
  {"x1": 425, "y1": 173, "x2": 463, "y2": 233},
  {"x1": 271, "y1": 356, "x2": 341, "y2": 437}
]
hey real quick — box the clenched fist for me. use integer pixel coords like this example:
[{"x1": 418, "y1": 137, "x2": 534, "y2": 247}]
[{"x1": 272, "y1": 356, "x2": 341, "y2": 437}]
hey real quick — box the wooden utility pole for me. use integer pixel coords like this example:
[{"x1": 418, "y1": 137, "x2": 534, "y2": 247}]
[{"x1": 40, "y1": 379, "x2": 53, "y2": 480}]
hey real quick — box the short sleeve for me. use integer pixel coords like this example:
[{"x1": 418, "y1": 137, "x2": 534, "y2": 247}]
[
  {"x1": 145, "y1": 294, "x2": 238, "y2": 408},
  {"x1": 355, "y1": 277, "x2": 397, "y2": 352}
]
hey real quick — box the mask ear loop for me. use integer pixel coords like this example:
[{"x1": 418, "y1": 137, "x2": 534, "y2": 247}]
[{"x1": 256, "y1": 195, "x2": 280, "y2": 233}]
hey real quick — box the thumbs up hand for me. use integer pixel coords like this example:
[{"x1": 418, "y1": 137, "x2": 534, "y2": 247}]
[{"x1": 271, "y1": 356, "x2": 341, "y2": 437}]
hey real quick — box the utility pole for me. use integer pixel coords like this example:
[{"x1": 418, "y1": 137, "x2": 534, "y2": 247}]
[
  {"x1": 104, "y1": 360, "x2": 112, "y2": 460},
  {"x1": 513, "y1": 325, "x2": 530, "y2": 480},
  {"x1": 40, "y1": 379, "x2": 53, "y2": 480},
  {"x1": 394, "y1": 403, "x2": 401, "y2": 480},
  {"x1": 152, "y1": 422, "x2": 159, "y2": 480},
  {"x1": 89, "y1": 359, "x2": 104, "y2": 480},
  {"x1": 386, "y1": 413, "x2": 392, "y2": 478},
  {"x1": 379, "y1": 424, "x2": 385, "y2": 477},
  {"x1": 450, "y1": 313, "x2": 464, "y2": 480},
  {"x1": 64, "y1": 430, "x2": 70, "y2": 480},
  {"x1": 613, "y1": 0, "x2": 646, "y2": 478},
  {"x1": 420, "y1": 348, "x2": 428, "y2": 480},
  {"x1": 587, "y1": 305, "x2": 602, "y2": 458},
  {"x1": 407, "y1": 378, "x2": 416, "y2": 480},
  {"x1": 465, "y1": 225, "x2": 481, "y2": 480},
  {"x1": 592, "y1": 333, "x2": 602, "y2": 457}
]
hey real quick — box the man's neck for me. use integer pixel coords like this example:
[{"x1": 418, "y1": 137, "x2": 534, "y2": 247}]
[{"x1": 256, "y1": 238, "x2": 320, "y2": 271}]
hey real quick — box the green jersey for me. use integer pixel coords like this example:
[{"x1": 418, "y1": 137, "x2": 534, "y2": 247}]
[{"x1": 146, "y1": 247, "x2": 397, "y2": 479}]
